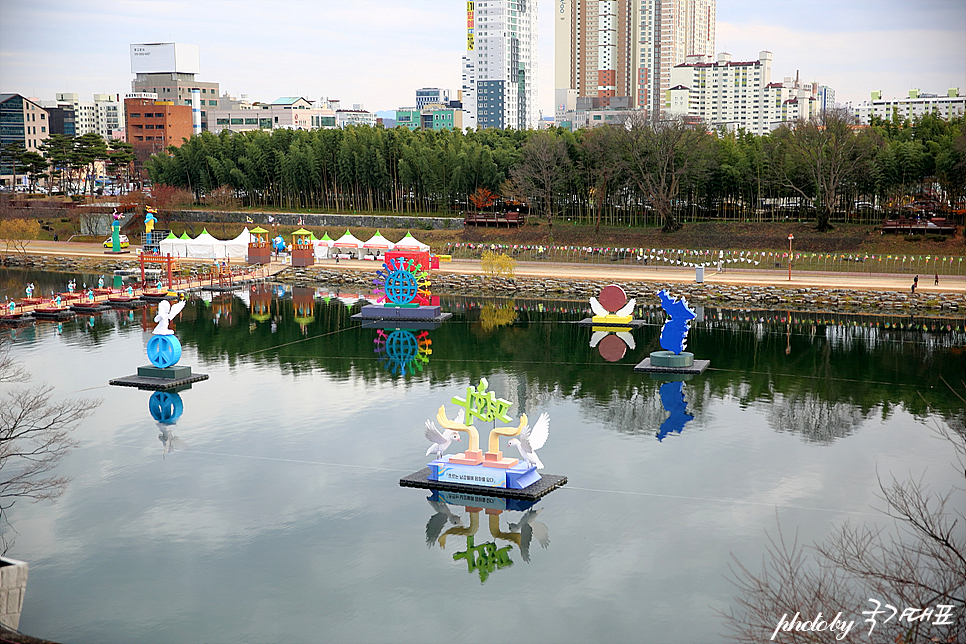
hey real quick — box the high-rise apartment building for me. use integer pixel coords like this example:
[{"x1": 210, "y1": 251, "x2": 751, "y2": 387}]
[
  {"x1": 46, "y1": 93, "x2": 124, "y2": 140},
  {"x1": 462, "y1": 0, "x2": 538, "y2": 130},
  {"x1": 555, "y1": 0, "x2": 714, "y2": 119}
]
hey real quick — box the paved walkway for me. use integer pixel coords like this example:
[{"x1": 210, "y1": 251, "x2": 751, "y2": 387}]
[{"x1": 16, "y1": 241, "x2": 966, "y2": 296}]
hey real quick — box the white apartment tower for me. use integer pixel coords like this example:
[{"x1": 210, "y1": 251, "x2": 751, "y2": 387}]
[
  {"x1": 462, "y1": 1, "x2": 538, "y2": 130},
  {"x1": 555, "y1": 0, "x2": 714, "y2": 118}
]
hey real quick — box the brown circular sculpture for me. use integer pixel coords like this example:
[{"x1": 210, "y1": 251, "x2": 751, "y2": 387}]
[{"x1": 598, "y1": 284, "x2": 627, "y2": 313}]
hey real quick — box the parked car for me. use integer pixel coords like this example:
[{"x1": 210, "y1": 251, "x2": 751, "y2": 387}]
[{"x1": 103, "y1": 235, "x2": 130, "y2": 248}]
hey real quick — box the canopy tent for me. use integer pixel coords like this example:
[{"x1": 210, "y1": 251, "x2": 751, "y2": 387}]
[
  {"x1": 393, "y1": 231, "x2": 429, "y2": 252},
  {"x1": 186, "y1": 228, "x2": 224, "y2": 258},
  {"x1": 331, "y1": 230, "x2": 365, "y2": 259},
  {"x1": 313, "y1": 232, "x2": 334, "y2": 259},
  {"x1": 223, "y1": 228, "x2": 252, "y2": 259},
  {"x1": 363, "y1": 231, "x2": 395, "y2": 251},
  {"x1": 158, "y1": 228, "x2": 252, "y2": 259},
  {"x1": 158, "y1": 230, "x2": 188, "y2": 257}
]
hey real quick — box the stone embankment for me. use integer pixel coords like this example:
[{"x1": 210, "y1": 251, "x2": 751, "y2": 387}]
[
  {"x1": 4, "y1": 255, "x2": 962, "y2": 315},
  {"x1": 278, "y1": 267, "x2": 963, "y2": 315}
]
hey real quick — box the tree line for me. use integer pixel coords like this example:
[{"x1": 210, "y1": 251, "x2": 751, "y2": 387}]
[{"x1": 4, "y1": 109, "x2": 964, "y2": 234}]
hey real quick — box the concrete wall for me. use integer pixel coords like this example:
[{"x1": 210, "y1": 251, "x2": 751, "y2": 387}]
[
  {"x1": 169, "y1": 211, "x2": 464, "y2": 231},
  {"x1": 0, "y1": 557, "x2": 28, "y2": 630}
]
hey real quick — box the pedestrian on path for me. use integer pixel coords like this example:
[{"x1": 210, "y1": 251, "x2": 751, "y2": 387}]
[
  {"x1": 912, "y1": 274, "x2": 918, "y2": 294},
  {"x1": 934, "y1": 273, "x2": 939, "y2": 286}
]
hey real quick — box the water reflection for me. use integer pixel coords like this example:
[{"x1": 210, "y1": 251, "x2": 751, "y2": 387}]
[
  {"x1": 148, "y1": 390, "x2": 188, "y2": 457},
  {"x1": 424, "y1": 489, "x2": 551, "y2": 582},
  {"x1": 657, "y1": 380, "x2": 695, "y2": 441}
]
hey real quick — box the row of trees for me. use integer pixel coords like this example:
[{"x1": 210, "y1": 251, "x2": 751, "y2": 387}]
[
  {"x1": 135, "y1": 109, "x2": 966, "y2": 233},
  {"x1": 1, "y1": 134, "x2": 135, "y2": 196}
]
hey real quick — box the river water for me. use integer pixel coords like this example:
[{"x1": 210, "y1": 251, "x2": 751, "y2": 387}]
[{"x1": 2, "y1": 270, "x2": 964, "y2": 644}]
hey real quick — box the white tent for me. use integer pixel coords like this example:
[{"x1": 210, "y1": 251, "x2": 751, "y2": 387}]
[
  {"x1": 331, "y1": 230, "x2": 365, "y2": 259},
  {"x1": 223, "y1": 228, "x2": 252, "y2": 259},
  {"x1": 314, "y1": 232, "x2": 335, "y2": 259},
  {"x1": 393, "y1": 231, "x2": 429, "y2": 252},
  {"x1": 159, "y1": 232, "x2": 189, "y2": 257},
  {"x1": 186, "y1": 229, "x2": 224, "y2": 258},
  {"x1": 363, "y1": 230, "x2": 394, "y2": 260}
]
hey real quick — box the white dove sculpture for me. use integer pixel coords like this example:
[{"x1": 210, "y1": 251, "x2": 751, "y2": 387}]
[
  {"x1": 507, "y1": 412, "x2": 550, "y2": 469},
  {"x1": 153, "y1": 299, "x2": 186, "y2": 335},
  {"x1": 590, "y1": 296, "x2": 636, "y2": 318},
  {"x1": 425, "y1": 419, "x2": 461, "y2": 460}
]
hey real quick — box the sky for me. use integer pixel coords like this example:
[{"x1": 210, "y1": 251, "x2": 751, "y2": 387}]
[{"x1": 1, "y1": 0, "x2": 964, "y2": 119}]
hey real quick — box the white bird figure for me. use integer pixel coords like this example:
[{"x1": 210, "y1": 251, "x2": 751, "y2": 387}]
[
  {"x1": 508, "y1": 508, "x2": 550, "y2": 563},
  {"x1": 425, "y1": 497, "x2": 462, "y2": 547},
  {"x1": 507, "y1": 412, "x2": 550, "y2": 469},
  {"x1": 153, "y1": 299, "x2": 186, "y2": 336},
  {"x1": 424, "y1": 419, "x2": 461, "y2": 460},
  {"x1": 589, "y1": 296, "x2": 608, "y2": 317},
  {"x1": 614, "y1": 297, "x2": 636, "y2": 316}
]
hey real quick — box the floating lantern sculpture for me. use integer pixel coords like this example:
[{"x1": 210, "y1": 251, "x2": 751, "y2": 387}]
[
  {"x1": 110, "y1": 294, "x2": 209, "y2": 390},
  {"x1": 578, "y1": 284, "x2": 643, "y2": 362},
  {"x1": 400, "y1": 378, "x2": 567, "y2": 500},
  {"x1": 635, "y1": 289, "x2": 709, "y2": 375},
  {"x1": 352, "y1": 253, "x2": 451, "y2": 323}
]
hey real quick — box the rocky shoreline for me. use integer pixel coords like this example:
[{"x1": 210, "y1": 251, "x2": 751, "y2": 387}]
[{"x1": 4, "y1": 254, "x2": 962, "y2": 316}]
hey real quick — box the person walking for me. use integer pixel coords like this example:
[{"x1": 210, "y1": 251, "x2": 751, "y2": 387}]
[
  {"x1": 934, "y1": 273, "x2": 939, "y2": 286},
  {"x1": 912, "y1": 274, "x2": 918, "y2": 294}
]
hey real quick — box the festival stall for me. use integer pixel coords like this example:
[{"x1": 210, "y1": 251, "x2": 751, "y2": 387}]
[
  {"x1": 362, "y1": 231, "x2": 395, "y2": 261},
  {"x1": 331, "y1": 230, "x2": 365, "y2": 259},
  {"x1": 393, "y1": 231, "x2": 430, "y2": 252},
  {"x1": 313, "y1": 232, "x2": 335, "y2": 259}
]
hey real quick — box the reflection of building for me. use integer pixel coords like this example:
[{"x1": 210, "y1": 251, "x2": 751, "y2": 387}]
[
  {"x1": 461, "y1": 0, "x2": 538, "y2": 130},
  {"x1": 249, "y1": 284, "x2": 274, "y2": 323}
]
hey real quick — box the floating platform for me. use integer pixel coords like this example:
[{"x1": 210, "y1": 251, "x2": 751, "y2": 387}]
[
  {"x1": 32, "y1": 307, "x2": 75, "y2": 320},
  {"x1": 103, "y1": 249, "x2": 131, "y2": 255},
  {"x1": 399, "y1": 467, "x2": 567, "y2": 501},
  {"x1": 352, "y1": 304, "x2": 452, "y2": 324},
  {"x1": 0, "y1": 314, "x2": 35, "y2": 327},
  {"x1": 107, "y1": 297, "x2": 146, "y2": 309},
  {"x1": 141, "y1": 292, "x2": 175, "y2": 303},
  {"x1": 576, "y1": 318, "x2": 647, "y2": 328},
  {"x1": 110, "y1": 365, "x2": 209, "y2": 391},
  {"x1": 70, "y1": 303, "x2": 111, "y2": 314},
  {"x1": 634, "y1": 357, "x2": 710, "y2": 376}
]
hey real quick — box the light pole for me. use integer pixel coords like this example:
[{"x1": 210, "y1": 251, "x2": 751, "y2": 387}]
[{"x1": 788, "y1": 233, "x2": 794, "y2": 281}]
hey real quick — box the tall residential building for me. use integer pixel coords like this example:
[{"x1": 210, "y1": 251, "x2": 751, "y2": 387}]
[
  {"x1": 462, "y1": 0, "x2": 538, "y2": 130},
  {"x1": 555, "y1": 0, "x2": 714, "y2": 119},
  {"x1": 853, "y1": 89, "x2": 964, "y2": 125},
  {"x1": 130, "y1": 43, "x2": 220, "y2": 131},
  {"x1": 667, "y1": 51, "x2": 825, "y2": 133}
]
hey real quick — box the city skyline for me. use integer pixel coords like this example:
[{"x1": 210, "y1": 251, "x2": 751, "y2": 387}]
[{"x1": 1, "y1": 0, "x2": 964, "y2": 123}]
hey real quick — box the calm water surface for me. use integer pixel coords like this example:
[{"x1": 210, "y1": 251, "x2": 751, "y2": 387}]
[{"x1": 2, "y1": 271, "x2": 964, "y2": 644}]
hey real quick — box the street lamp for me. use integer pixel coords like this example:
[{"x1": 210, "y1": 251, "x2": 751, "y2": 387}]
[{"x1": 788, "y1": 233, "x2": 794, "y2": 281}]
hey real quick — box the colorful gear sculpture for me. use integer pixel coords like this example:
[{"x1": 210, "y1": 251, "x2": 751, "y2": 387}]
[{"x1": 373, "y1": 257, "x2": 431, "y2": 306}]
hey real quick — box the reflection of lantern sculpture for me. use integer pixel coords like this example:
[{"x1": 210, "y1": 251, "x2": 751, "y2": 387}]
[
  {"x1": 293, "y1": 286, "x2": 315, "y2": 334},
  {"x1": 374, "y1": 327, "x2": 432, "y2": 375},
  {"x1": 424, "y1": 490, "x2": 551, "y2": 583},
  {"x1": 212, "y1": 294, "x2": 234, "y2": 327},
  {"x1": 656, "y1": 380, "x2": 694, "y2": 441},
  {"x1": 249, "y1": 284, "x2": 274, "y2": 323}
]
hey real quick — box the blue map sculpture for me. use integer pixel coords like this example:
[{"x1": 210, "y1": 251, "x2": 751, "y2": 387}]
[
  {"x1": 657, "y1": 381, "x2": 694, "y2": 441},
  {"x1": 658, "y1": 289, "x2": 696, "y2": 355}
]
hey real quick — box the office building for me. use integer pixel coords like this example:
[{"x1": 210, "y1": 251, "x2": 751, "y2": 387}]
[
  {"x1": 415, "y1": 88, "x2": 451, "y2": 110},
  {"x1": 209, "y1": 97, "x2": 337, "y2": 134},
  {"x1": 124, "y1": 93, "x2": 192, "y2": 160},
  {"x1": 555, "y1": 0, "x2": 715, "y2": 120},
  {"x1": 46, "y1": 93, "x2": 124, "y2": 140},
  {"x1": 130, "y1": 43, "x2": 220, "y2": 131},
  {"x1": 853, "y1": 89, "x2": 964, "y2": 125},
  {"x1": 395, "y1": 103, "x2": 464, "y2": 131},
  {"x1": 0, "y1": 94, "x2": 49, "y2": 179},
  {"x1": 45, "y1": 106, "x2": 77, "y2": 137},
  {"x1": 462, "y1": 0, "x2": 538, "y2": 130}
]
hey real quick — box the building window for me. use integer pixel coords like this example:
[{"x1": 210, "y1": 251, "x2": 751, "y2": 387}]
[{"x1": 130, "y1": 113, "x2": 141, "y2": 118}]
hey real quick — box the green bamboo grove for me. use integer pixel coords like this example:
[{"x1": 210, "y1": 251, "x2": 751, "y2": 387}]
[{"x1": 145, "y1": 111, "x2": 965, "y2": 230}]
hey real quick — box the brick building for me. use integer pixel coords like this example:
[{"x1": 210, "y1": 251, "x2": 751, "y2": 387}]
[{"x1": 124, "y1": 93, "x2": 192, "y2": 176}]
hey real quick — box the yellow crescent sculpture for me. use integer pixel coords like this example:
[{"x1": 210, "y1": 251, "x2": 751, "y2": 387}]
[
  {"x1": 437, "y1": 405, "x2": 480, "y2": 452},
  {"x1": 486, "y1": 413, "x2": 526, "y2": 454}
]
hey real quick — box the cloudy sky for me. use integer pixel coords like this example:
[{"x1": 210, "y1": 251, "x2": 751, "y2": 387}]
[{"x1": 1, "y1": 0, "x2": 964, "y2": 117}]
